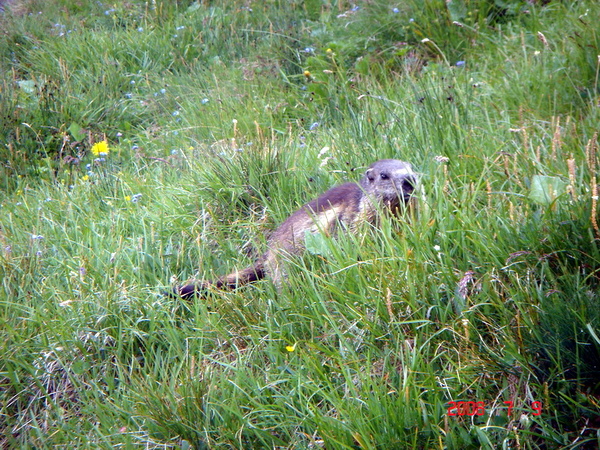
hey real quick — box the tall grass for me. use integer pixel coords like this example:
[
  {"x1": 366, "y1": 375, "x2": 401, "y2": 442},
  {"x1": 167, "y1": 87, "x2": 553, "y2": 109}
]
[{"x1": 1, "y1": 0, "x2": 599, "y2": 448}]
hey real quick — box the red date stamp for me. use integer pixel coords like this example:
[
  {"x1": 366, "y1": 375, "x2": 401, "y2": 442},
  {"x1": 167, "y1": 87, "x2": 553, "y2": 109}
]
[{"x1": 447, "y1": 401, "x2": 542, "y2": 417}]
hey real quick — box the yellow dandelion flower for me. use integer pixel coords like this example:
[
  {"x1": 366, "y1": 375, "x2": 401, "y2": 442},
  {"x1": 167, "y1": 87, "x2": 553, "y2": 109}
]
[
  {"x1": 124, "y1": 195, "x2": 131, "y2": 201},
  {"x1": 326, "y1": 48, "x2": 333, "y2": 54},
  {"x1": 91, "y1": 140, "x2": 109, "y2": 156},
  {"x1": 303, "y1": 70, "x2": 311, "y2": 78},
  {"x1": 285, "y1": 343, "x2": 297, "y2": 352},
  {"x1": 81, "y1": 175, "x2": 89, "y2": 181}
]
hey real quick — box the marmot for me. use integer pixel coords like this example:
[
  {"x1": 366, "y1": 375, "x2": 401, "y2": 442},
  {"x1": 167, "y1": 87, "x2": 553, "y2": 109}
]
[{"x1": 174, "y1": 159, "x2": 418, "y2": 298}]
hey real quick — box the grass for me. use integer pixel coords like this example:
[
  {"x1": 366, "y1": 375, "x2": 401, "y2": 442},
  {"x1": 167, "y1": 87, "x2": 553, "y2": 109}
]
[{"x1": 1, "y1": 0, "x2": 600, "y2": 448}]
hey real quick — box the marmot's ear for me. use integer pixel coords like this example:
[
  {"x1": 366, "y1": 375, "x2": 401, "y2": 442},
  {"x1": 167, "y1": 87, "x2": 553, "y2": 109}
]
[{"x1": 365, "y1": 168, "x2": 375, "y2": 182}]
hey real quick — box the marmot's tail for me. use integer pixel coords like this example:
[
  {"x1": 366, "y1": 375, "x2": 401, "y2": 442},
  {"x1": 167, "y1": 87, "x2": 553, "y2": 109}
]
[{"x1": 174, "y1": 263, "x2": 265, "y2": 299}]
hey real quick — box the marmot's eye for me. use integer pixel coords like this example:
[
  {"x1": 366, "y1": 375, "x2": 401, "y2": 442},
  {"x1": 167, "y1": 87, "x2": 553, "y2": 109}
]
[{"x1": 380, "y1": 173, "x2": 389, "y2": 180}]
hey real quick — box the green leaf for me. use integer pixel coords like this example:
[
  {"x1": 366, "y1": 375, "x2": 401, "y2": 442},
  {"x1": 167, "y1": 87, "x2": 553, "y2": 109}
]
[
  {"x1": 304, "y1": 231, "x2": 333, "y2": 258},
  {"x1": 446, "y1": 0, "x2": 467, "y2": 22},
  {"x1": 69, "y1": 122, "x2": 86, "y2": 142},
  {"x1": 17, "y1": 79, "x2": 36, "y2": 95},
  {"x1": 528, "y1": 175, "x2": 567, "y2": 206},
  {"x1": 186, "y1": 2, "x2": 201, "y2": 13}
]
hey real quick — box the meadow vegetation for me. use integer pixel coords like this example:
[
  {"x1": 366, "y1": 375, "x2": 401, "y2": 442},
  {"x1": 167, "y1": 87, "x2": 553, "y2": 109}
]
[{"x1": 1, "y1": 0, "x2": 599, "y2": 448}]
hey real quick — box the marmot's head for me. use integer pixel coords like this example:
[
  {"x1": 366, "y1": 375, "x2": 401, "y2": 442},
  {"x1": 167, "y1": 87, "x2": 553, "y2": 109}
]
[{"x1": 362, "y1": 159, "x2": 418, "y2": 205}]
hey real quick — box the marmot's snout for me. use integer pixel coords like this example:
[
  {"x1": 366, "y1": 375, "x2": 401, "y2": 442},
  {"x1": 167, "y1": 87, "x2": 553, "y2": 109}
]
[{"x1": 397, "y1": 176, "x2": 417, "y2": 202}]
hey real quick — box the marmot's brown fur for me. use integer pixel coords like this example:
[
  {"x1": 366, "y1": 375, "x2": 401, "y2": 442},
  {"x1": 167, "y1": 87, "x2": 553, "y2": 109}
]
[{"x1": 174, "y1": 159, "x2": 418, "y2": 298}]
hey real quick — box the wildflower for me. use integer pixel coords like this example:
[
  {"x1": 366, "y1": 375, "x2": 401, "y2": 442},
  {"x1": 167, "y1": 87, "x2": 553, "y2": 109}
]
[
  {"x1": 91, "y1": 140, "x2": 109, "y2": 156},
  {"x1": 171, "y1": 149, "x2": 178, "y2": 155},
  {"x1": 285, "y1": 343, "x2": 297, "y2": 352},
  {"x1": 326, "y1": 48, "x2": 333, "y2": 55},
  {"x1": 455, "y1": 61, "x2": 466, "y2": 67},
  {"x1": 125, "y1": 195, "x2": 131, "y2": 201},
  {"x1": 201, "y1": 98, "x2": 209, "y2": 104},
  {"x1": 131, "y1": 193, "x2": 143, "y2": 203},
  {"x1": 304, "y1": 47, "x2": 315, "y2": 53},
  {"x1": 31, "y1": 234, "x2": 44, "y2": 240},
  {"x1": 160, "y1": 88, "x2": 166, "y2": 94},
  {"x1": 172, "y1": 110, "x2": 180, "y2": 116},
  {"x1": 303, "y1": 70, "x2": 312, "y2": 78},
  {"x1": 81, "y1": 175, "x2": 89, "y2": 181},
  {"x1": 309, "y1": 122, "x2": 319, "y2": 131},
  {"x1": 392, "y1": 7, "x2": 399, "y2": 13},
  {"x1": 298, "y1": 135, "x2": 306, "y2": 148},
  {"x1": 137, "y1": 27, "x2": 144, "y2": 32}
]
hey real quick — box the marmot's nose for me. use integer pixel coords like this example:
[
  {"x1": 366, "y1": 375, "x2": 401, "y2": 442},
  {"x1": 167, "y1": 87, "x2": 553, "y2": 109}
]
[{"x1": 399, "y1": 176, "x2": 417, "y2": 193}]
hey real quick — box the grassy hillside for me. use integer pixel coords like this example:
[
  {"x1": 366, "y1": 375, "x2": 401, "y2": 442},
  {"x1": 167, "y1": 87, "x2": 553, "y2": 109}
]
[{"x1": 1, "y1": 0, "x2": 599, "y2": 448}]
